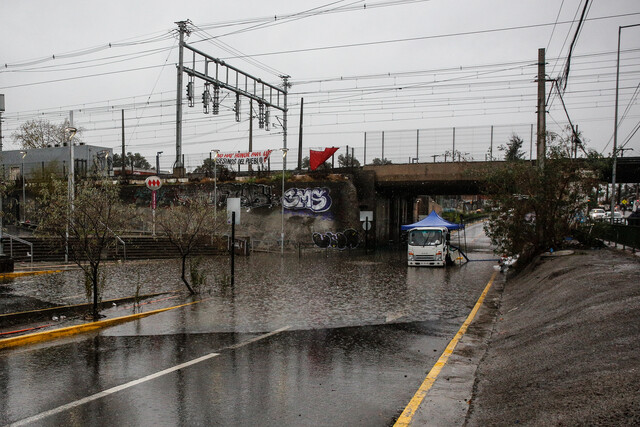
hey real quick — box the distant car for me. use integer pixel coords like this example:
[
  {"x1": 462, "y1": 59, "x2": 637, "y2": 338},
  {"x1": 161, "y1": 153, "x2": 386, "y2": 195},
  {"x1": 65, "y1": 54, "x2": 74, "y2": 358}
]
[
  {"x1": 604, "y1": 211, "x2": 625, "y2": 224},
  {"x1": 589, "y1": 208, "x2": 605, "y2": 221}
]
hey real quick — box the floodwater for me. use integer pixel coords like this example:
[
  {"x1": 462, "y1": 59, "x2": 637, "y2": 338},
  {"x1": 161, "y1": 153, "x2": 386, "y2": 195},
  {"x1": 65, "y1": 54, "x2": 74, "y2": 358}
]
[
  {"x1": 2, "y1": 222, "x2": 497, "y2": 334},
  {"x1": 1, "y1": 223, "x2": 500, "y2": 426}
]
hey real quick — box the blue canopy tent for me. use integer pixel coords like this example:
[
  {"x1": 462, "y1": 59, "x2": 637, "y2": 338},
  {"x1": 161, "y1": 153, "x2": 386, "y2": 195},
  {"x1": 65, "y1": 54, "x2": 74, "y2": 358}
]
[
  {"x1": 402, "y1": 210, "x2": 468, "y2": 262},
  {"x1": 401, "y1": 210, "x2": 464, "y2": 231}
]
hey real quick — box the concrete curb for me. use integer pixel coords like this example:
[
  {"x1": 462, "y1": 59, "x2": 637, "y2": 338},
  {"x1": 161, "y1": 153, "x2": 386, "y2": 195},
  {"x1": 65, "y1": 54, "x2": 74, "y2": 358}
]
[
  {"x1": 0, "y1": 270, "x2": 64, "y2": 279},
  {"x1": 0, "y1": 299, "x2": 205, "y2": 351},
  {"x1": 394, "y1": 271, "x2": 499, "y2": 426}
]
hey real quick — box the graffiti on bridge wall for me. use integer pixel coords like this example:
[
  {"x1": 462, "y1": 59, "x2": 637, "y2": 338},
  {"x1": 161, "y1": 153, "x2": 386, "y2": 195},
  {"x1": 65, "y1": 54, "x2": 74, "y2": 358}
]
[
  {"x1": 216, "y1": 183, "x2": 276, "y2": 208},
  {"x1": 133, "y1": 183, "x2": 277, "y2": 209},
  {"x1": 283, "y1": 187, "x2": 332, "y2": 213},
  {"x1": 312, "y1": 229, "x2": 359, "y2": 250}
]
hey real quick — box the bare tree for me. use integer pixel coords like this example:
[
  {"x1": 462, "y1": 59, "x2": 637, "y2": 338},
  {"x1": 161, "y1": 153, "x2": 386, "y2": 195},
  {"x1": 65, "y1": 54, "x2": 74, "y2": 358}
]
[
  {"x1": 37, "y1": 178, "x2": 136, "y2": 319},
  {"x1": 156, "y1": 192, "x2": 225, "y2": 294},
  {"x1": 12, "y1": 119, "x2": 83, "y2": 149}
]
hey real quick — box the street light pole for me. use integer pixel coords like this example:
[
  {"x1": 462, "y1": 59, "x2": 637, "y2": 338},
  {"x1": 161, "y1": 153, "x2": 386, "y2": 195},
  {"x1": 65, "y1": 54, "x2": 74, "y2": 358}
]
[
  {"x1": 156, "y1": 151, "x2": 163, "y2": 175},
  {"x1": 64, "y1": 127, "x2": 77, "y2": 263},
  {"x1": 611, "y1": 24, "x2": 640, "y2": 223},
  {"x1": 20, "y1": 151, "x2": 26, "y2": 223},
  {"x1": 280, "y1": 148, "x2": 288, "y2": 255},
  {"x1": 211, "y1": 149, "x2": 220, "y2": 221}
]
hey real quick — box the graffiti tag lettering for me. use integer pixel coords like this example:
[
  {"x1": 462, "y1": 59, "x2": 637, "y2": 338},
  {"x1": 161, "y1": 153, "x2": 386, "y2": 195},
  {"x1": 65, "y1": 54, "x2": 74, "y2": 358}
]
[
  {"x1": 283, "y1": 187, "x2": 332, "y2": 212},
  {"x1": 312, "y1": 229, "x2": 359, "y2": 250}
]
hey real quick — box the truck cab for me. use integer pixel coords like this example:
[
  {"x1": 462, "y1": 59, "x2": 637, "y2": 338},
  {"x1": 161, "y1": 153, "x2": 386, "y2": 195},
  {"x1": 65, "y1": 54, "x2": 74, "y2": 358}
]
[{"x1": 407, "y1": 226, "x2": 453, "y2": 267}]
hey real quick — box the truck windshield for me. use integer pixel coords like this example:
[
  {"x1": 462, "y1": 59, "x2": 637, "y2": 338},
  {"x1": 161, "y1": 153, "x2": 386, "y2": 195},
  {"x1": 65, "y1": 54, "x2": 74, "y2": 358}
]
[{"x1": 408, "y1": 229, "x2": 443, "y2": 246}]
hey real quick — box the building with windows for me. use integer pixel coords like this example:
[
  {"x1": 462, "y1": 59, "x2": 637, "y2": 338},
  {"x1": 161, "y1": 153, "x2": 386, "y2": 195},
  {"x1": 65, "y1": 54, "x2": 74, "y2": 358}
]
[{"x1": 0, "y1": 145, "x2": 113, "y2": 180}]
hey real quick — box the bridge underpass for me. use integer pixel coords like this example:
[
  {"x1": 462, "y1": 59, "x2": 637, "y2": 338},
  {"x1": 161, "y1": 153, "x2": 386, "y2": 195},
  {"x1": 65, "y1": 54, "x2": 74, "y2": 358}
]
[{"x1": 361, "y1": 157, "x2": 640, "y2": 245}]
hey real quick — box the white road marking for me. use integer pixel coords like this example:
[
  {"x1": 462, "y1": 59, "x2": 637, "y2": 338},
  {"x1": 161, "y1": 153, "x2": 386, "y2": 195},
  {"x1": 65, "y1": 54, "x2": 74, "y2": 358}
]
[{"x1": 9, "y1": 326, "x2": 291, "y2": 426}]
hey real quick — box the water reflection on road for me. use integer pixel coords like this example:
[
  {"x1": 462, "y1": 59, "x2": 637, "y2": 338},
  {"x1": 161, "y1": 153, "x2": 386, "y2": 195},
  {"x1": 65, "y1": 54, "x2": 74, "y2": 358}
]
[{"x1": 108, "y1": 242, "x2": 497, "y2": 336}]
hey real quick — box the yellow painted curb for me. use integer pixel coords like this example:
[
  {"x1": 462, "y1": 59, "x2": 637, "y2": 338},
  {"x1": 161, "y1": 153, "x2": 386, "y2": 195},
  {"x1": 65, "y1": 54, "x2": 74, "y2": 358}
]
[
  {"x1": 0, "y1": 291, "x2": 176, "y2": 320},
  {"x1": 394, "y1": 270, "x2": 498, "y2": 426},
  {"x1": 0, "y1": 270, "x2": 64, "y2": 279},
  {"x1": 0, "y1": 299, "x2": 205, "y2": 351}
]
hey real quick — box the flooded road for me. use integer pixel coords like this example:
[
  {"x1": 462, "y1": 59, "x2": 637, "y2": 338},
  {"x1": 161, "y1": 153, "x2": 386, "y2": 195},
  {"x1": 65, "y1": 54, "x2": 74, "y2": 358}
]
[{"x1": 1, "y1": 222, "x2": 499, "y2": 426}]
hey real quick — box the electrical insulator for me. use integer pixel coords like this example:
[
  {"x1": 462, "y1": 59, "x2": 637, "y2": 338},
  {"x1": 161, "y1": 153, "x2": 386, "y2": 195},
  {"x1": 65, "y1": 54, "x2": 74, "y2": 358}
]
[
  {"x1": 258, "y1": 102, "x2": 265, "y2": 129},
  {"x1": 234, "y1": 93, "x2": 241, "y2": 122},
  {"x1": 264, "y1": 107, "x2": 270, "y2": 131},
  {"x1": 212, "y1": 85, "x2": 220, "y2": 115}
]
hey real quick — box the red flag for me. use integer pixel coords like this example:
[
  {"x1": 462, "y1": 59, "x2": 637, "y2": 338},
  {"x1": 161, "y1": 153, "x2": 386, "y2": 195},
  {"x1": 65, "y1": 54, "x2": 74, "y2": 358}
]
[{"x1": 309, "y1": 147, "x2": 339, "y2": 170}]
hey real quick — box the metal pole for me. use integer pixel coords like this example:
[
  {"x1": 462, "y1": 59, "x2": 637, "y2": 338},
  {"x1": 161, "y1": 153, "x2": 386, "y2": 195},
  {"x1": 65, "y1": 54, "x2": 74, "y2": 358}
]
[
  {"x1": 281, "y1": 148, "x2": 288, "y2": 255},
  {"x1": 211, "y1": 149, "x2": 219, "y2": 221},
  {"x1": 298, "y1": 97, "x2": 303, "y2": 170},
  {"x1": 231, "y1": 211, "x2": 235, "y2": 286},
  {"x1": 610, "y1": 25, "x2": 633, "y2": 223},
  {"x1": 282, "y1": 76, "x2": 289, "y2": 171},
  {"x1": 156, "y1": 151, "x2": 162, "y2": 175},
  {"x1": 121, "y1": 109, "x2": 125, "y2": 178},
  {"x1": 21, "y1": 153, "x2": 26, "y2": 223},
  {"x1": 530, "y1": 123, "x2": 533, "y2": 160},
  {"x1": 175, "y1": 21, "x2": 187, "y2": 176},
  {"x1": 490, "y1": 125, "x2": 493, "y2": 161},
  {"x1": 537, "y1": 48, "x2": 546, "y2": 169},
  {"x1": 364, "y1": 132, "x2": 367, "y2": 165},
  {"x1": 416, "y1": 129, "x2": 419, "y2": 162},
  {"x1": 453, "y1": 127, "x2": 456, "y2": 161},
  {"x1": 65, "y1": 117, "x2": 76, "y2": 264}
]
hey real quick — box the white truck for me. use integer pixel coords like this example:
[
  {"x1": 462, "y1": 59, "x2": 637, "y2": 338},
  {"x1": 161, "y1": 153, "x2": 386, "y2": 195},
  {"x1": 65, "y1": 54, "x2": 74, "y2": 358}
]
[{"x1": 407, "y1": 226, "x2": 455, "y2": 267}]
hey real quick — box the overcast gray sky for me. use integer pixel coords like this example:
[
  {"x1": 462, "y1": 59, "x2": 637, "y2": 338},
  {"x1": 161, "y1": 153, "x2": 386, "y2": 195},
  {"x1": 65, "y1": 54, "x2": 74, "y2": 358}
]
[{"x1": 1, "y1": 0, "x2": 639, "y2": 170}]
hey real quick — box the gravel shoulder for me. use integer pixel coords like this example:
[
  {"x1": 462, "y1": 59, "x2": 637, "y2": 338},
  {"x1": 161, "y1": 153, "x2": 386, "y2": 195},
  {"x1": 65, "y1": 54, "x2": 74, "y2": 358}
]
[{"x1": 464, "y1": 248, "x2": 640, "y2": 426}]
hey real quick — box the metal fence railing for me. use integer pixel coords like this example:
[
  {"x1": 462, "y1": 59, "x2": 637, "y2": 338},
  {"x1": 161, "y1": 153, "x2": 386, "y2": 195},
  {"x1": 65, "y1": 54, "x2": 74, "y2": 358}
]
[{"x1": 588, "y1": 223, "x2": 640, "y2": 252}]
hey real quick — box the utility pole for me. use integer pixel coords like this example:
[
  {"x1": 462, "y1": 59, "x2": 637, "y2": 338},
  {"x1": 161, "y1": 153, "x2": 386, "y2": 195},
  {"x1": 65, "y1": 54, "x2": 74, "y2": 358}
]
[
  {"x1": 536, "y1": 48, "x2": 546, "y2": 169},
  {"x1": 453, "y1": 127, "x2": 456, "y2": 161},
  {"x1": 0, "y1": 94, "x2": 4, "y2": 151},
  {"x1": 121, "y1": 109, "x2": 125, "y2": 178},
  {"x1": 282, "y1": 75, "x2": 290, "y2": 171},
  {"x1": 610, "y1": 24, "x2": 640, "y2": 221},
  {"x1": 490, "y1": 125, "x2": 493, "y2": 161},
  {"x1": 298, "y1": 98, "x2": 304, "y2": 170},
  {"x1": 0, "y1": 94, "x2": 4, "y2": 257},
  {"x1": 249, "y1": 99, "x2": 253, "y2": 174},
  {"x1": 175, "y1": 20, "x2": 190, "y2": 178}
]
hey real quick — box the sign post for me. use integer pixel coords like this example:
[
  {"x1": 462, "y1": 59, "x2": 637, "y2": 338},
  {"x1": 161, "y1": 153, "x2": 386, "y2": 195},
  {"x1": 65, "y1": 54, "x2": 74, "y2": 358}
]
[
  {"x1": 360, "y1": 211, "x2": 373, "y2": 252},
  {"x1": 145, "y1": 176, "x2": 162, "y2": 236},
  {"x1": 227, "y1": 198, "x2": 241, "y2": 286}
]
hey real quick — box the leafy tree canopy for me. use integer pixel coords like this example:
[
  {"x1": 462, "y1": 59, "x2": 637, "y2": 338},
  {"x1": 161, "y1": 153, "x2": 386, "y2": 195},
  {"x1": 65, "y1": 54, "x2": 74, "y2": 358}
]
[
  {"x1": 482, "y1": 130, "x2": 605, "y2": 263},
  {"x1": 113, "y1": 152, "x2": 151, "y2": 169},
  {"x1": 371, "y1": 158, "x2": 392, "y2": 165},
  {"x1": 498, "y1": 134, "x2": 526, "y2": 161},
  {"x1": 337, "y1": 153, "x2": 361, "y2": 168}
]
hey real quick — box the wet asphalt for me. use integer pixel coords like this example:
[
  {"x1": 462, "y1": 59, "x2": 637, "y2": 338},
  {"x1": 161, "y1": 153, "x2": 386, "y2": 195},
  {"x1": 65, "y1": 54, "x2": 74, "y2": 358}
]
[{"x1": 1, "y1": 222, "x2": 497, "y2": 426}]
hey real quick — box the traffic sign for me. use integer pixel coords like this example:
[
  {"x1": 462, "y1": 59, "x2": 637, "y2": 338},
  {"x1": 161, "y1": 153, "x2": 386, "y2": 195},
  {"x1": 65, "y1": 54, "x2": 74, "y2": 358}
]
[{"x1": 145, "y1": 176, "x2": 162, "y2": 190}]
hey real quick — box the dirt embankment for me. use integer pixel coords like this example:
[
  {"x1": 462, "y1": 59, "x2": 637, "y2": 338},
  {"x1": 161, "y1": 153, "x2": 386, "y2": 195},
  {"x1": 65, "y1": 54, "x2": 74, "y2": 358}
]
[{"x1": 467, "y1": 249, "x2": 640, "y2": 426}]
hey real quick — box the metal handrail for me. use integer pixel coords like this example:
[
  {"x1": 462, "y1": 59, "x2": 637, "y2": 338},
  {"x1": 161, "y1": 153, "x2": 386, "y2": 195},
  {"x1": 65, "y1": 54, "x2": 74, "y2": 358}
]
[
  {"x1": 3, "y1": 233, "x2": 34, "y2": 266},
  {"x1": 99, "y1": 221, "x2": 127, "y2": 262}
]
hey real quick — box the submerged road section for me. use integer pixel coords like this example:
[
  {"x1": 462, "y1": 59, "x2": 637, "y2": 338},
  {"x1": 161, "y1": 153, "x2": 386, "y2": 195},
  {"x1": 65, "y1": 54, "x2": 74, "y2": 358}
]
[{"x1": 1, "y1": 222, "x2": 497, "y2": 426}]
